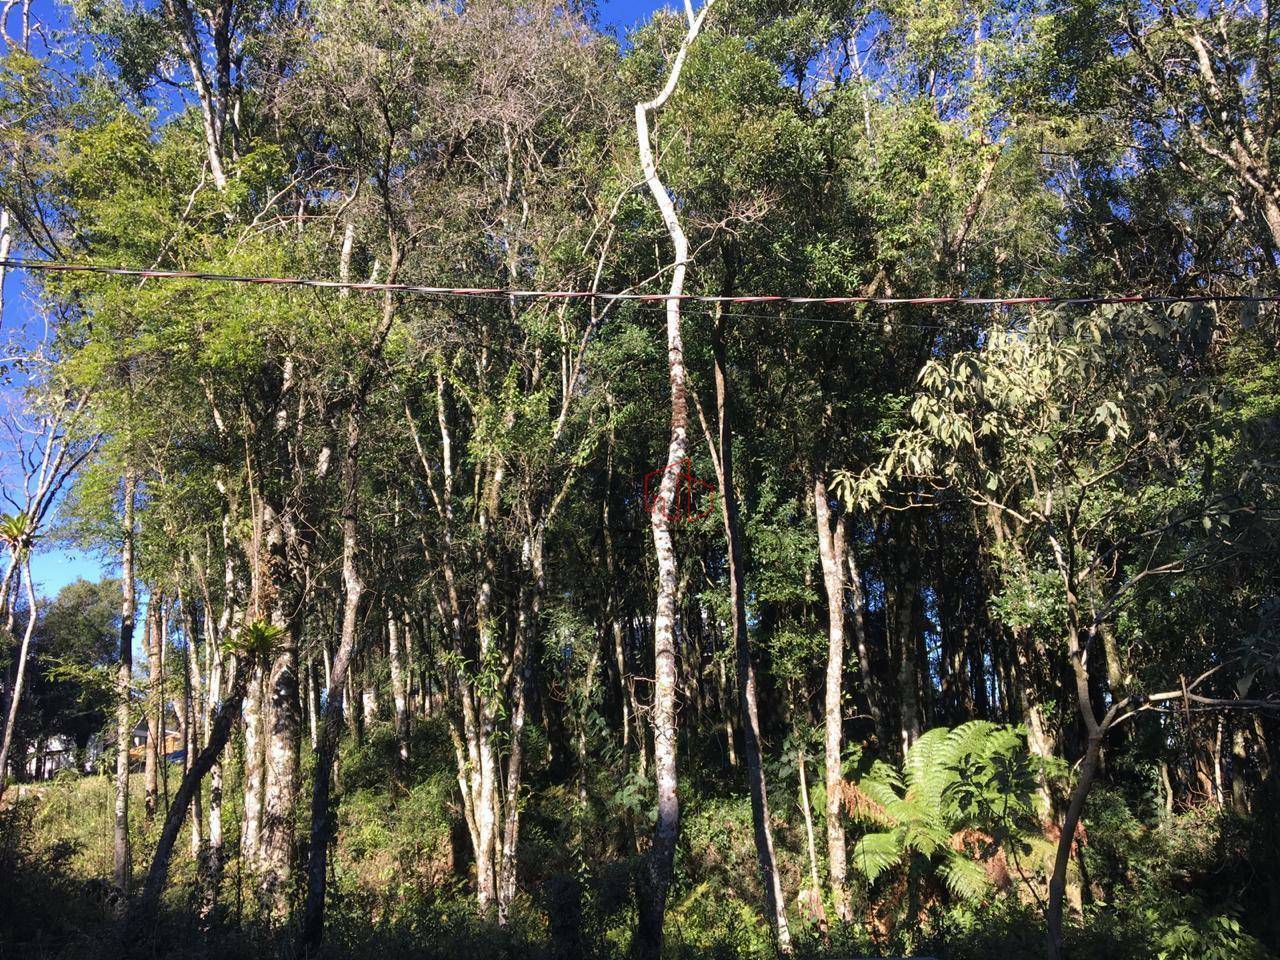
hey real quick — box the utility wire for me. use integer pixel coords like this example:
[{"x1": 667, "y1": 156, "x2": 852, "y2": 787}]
[{"x1": 5, "y1": 255, "x2": 1278, "y2": 311}]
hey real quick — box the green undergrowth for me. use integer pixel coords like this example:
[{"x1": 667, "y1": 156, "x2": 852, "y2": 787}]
[{"x1": 2, "y1": 721, "x2": 1276, "y2": 960}]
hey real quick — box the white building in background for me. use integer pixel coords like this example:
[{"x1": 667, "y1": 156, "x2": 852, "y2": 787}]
[
  {"x1": 21, "y1": 704, "x2": 184, "y2": 780},
  {"x1": 23, "y1": 734, "x2": 82, "y2": 778}
]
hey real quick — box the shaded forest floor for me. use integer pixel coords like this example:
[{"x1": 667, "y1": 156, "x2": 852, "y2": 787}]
[{"x1": 2, "y1": 718, "x2": 1277, "y2": 960}]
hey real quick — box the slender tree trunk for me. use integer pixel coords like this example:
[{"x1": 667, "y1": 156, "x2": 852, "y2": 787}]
[
  {"x1": 497, "y1": 540, "x2": 541, "y2": 923},
  {"x1": 181, "y1": 603, "x2": 204, "y2": 857},
  {"x1": 1046, "y1": 552, "x2": 1102, "y2": 960},
  {"x1": 202, "y1": 647, "x2": 226, "y2": 922},
  {"x1": 845, "y1": 549, "x2": 887, "y2": 748},
  {"x1": 603, "y1": 405, "x2": 641, "y2": 767},
  {"x1": 916, "y1": 624, "x2": 933, "y2": 731},
  {"x1": 0, "y1": 206, "x2": 11, "y2": 325},
  {"x1": 161, "y1": 0, "x2": 228, "y2": 189},
  {"x1": 969, "y1": 638, "x2": 990, "y2": 717},
  {"x1": 637, "y1": 465, "x2": 684, "y2": 959},
  {"x1": 1159, "y1": 760, "x2": 1175, "y2": 816},
  {"x1": 813, "y1": 473, "x2": 852, "y2": 922},
  {"x1": 1047, "y1": 734, "x2": 1100, "y2": 960},
  {"x1": 300, "y1": 388, "x2": 383, "y2": 953},
  {"x1": 892, "y1": 527, "x2": 922, "y2": 751},
  {"x1": 470, "y1": 541, "x2": 503, "y2": 911},
  {"x1": 144, "y1": 602, "x2": 161, "y2": 821},
  {"x1": 140, "y1": 657, "x2": 254, "y2": 914},
  {"x1": 630, "y1": 624, "x2": 649, "y2": 779},
  {"x1": 1230, "y1": 723, "x2": 1250, "y2": 814},
  {"x1": 632, "y1": 6, "x2": 714, "y2": 948},
  {"x1": 307, "y1": 656, "x2": 321, "y2": 750},
  {"x1": 405, "y1": 613, "x2": 420, "y2": 717},
  {"x1": 708, "y1": 302, "x2": 791, "y2": 951},
  {"x1": 0, "y1": 557, "x2": 37, "y2": 794},
  {"x1": 114, "y1": 469, "x2": 138, "y2": 904},
  {"x1": 202, "y1": 506, "x2": 234, "y2": 917},
  {"x1": 476, "y1": 729, "x2": 499, "y2": 908},
  {"x1": 1212, "y1": 715, "x2": 1227, "y2": 807},
  {"x1": 603, "y1": 454, "x2": 647, "y2": 772},
  {"x1": 449, "y1": 712, "x2": 483, "y2": 882},
  {"x1": 388, "y1": 613, "x2": 411, "y2": 773},
  {"x1": 716, "y1": 656, "x2": 738, "y2": 767},
  {"x1": 496, "y1": 666, "x2": 528, "y2": 922},
  {"x1": 613, "y1": 620, "x2": 633, "y2": 750},
  {"x1": 1013, "y1": 633, "x2": 1057, "y2": 814},
  {"x1": 345, "y1": 668, "x2": 360, "y2": 741},
  {"x1": 241, "y1": 664, "x2": 265, "y2": 872},
  {"x1": 571, "y1": 642, "x2": 601, "y2": 861},
  {"x1": 260, "y1": 620, "x2": 300, "y2": 908},
  {"x1": 796, "y1": 733, "x2": 828, "y2": 939},
  {"x1": 161, "y1": 609, "x2": 171, "y2": 812}
]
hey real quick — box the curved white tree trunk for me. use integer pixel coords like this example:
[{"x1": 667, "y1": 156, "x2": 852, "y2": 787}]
[{"x1": 632, "y1": 5, "x2": 714, "y2": 954}]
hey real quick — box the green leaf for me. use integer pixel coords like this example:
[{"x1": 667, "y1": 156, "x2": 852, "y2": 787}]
[
  {"x1": 939, "y1": 852, "x2": 991, "y2": 901},
  {"x1": 851, "y1": 831, "x2": 902, "y2": 882},
  {"x1": 223, "y1": 619, "x2": 286, "y2": 659}
]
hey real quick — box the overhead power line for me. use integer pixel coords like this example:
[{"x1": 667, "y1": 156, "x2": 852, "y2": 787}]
[{"x1": 3, "y1": 256, "x2": 1279, "y2": 309}]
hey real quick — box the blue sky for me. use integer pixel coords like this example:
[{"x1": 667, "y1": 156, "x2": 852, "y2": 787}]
[
  {"x1": 601, "y1": 0, "x2": 669, "y2": 31},
  {"x1": 7, "y1": 0, "x2": 672, "y2": 598}
]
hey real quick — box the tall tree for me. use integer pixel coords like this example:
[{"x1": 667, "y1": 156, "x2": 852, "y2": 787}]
[
  {"x1": 631, "y1": 3, "x2": 715, "y2": 955},
  {"x1": 114, "y1": 467, "x2": 138, "y2": 903}
]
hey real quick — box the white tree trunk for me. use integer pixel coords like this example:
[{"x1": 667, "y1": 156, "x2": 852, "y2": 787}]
[
  {"x1": 260, "y1": 629, "x2": 300, "y2": 907},
  {"x1": 813, "y1": 474, "x2": 852, "y2": 922},
  {"x1": 241, "y1": 664, "x2": 266, "y2": 873},
  {"x1": 113, "y1": 469, "x2": 138, "y2": 903},
  {"x1": 796, "y1": 736, "x2": 828, "y2": 936},
  {"x1": 0, "y1": 207, "x2": 11, "y2": 326},
  {"x1": 144, "y1": 602, "x2": 161, "y2": 821},
  {"x1": 202, "y1": 645, "x2": 225, "y2": 922},
  {"x1": 0, "y1": 558, "x2": 38, "y2": 794},
  {"x1": 632, "y1": 5, "x2": 714, "y2": 952},
  {"x1": 388, "y1": 614, "x2": 410, "y2": 770}
]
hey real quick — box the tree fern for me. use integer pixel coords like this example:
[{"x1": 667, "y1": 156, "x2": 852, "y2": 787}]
[{"x1": 846, "y1": 722, "x2": 1042, "y2": 904}]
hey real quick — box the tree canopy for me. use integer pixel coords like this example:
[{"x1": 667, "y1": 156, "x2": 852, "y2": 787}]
[{"x1": 0, "y1": 1, "x2": 1278, "y2": 959}]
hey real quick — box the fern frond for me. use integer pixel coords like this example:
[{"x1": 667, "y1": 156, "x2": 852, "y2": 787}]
[
  {"x1": 1021, "y1": 833, "x2": 1059, "y2": 865},
  {"x1": 902, "y1": 818, "x2": 950, "y2": 857},
  {"x1": 850, "y1": 831, "x2": 903, "y2": 882},
  {"x1": 853, "y1": 722, "x2": 1043, "y2": 900},
  {"x1": 944, "y1": 720, "x2": 1000, "y2": 760},
  {"x1": 863, "y1": 759, "x2": 904, "y2": 792},
  {"x1": 843, "y1": 782, "x2": 896, "y2": 827},
  {"x1": 978, "y1": 724, "x2": 1024, "y2": 759},
  {"x1": 903, "y1": 726, "x2": 951, "y2": 799},
  {"x1": 884, "y1": 797, "x2": 931, "y2": 827},
  {"x1": 940, "y1": 851, "x2": 992, "y2": 902}
]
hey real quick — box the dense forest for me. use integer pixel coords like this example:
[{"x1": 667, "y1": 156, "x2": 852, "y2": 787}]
[{"x1": 1, "y1": 0, "x2": 1279, "y2": 957}]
